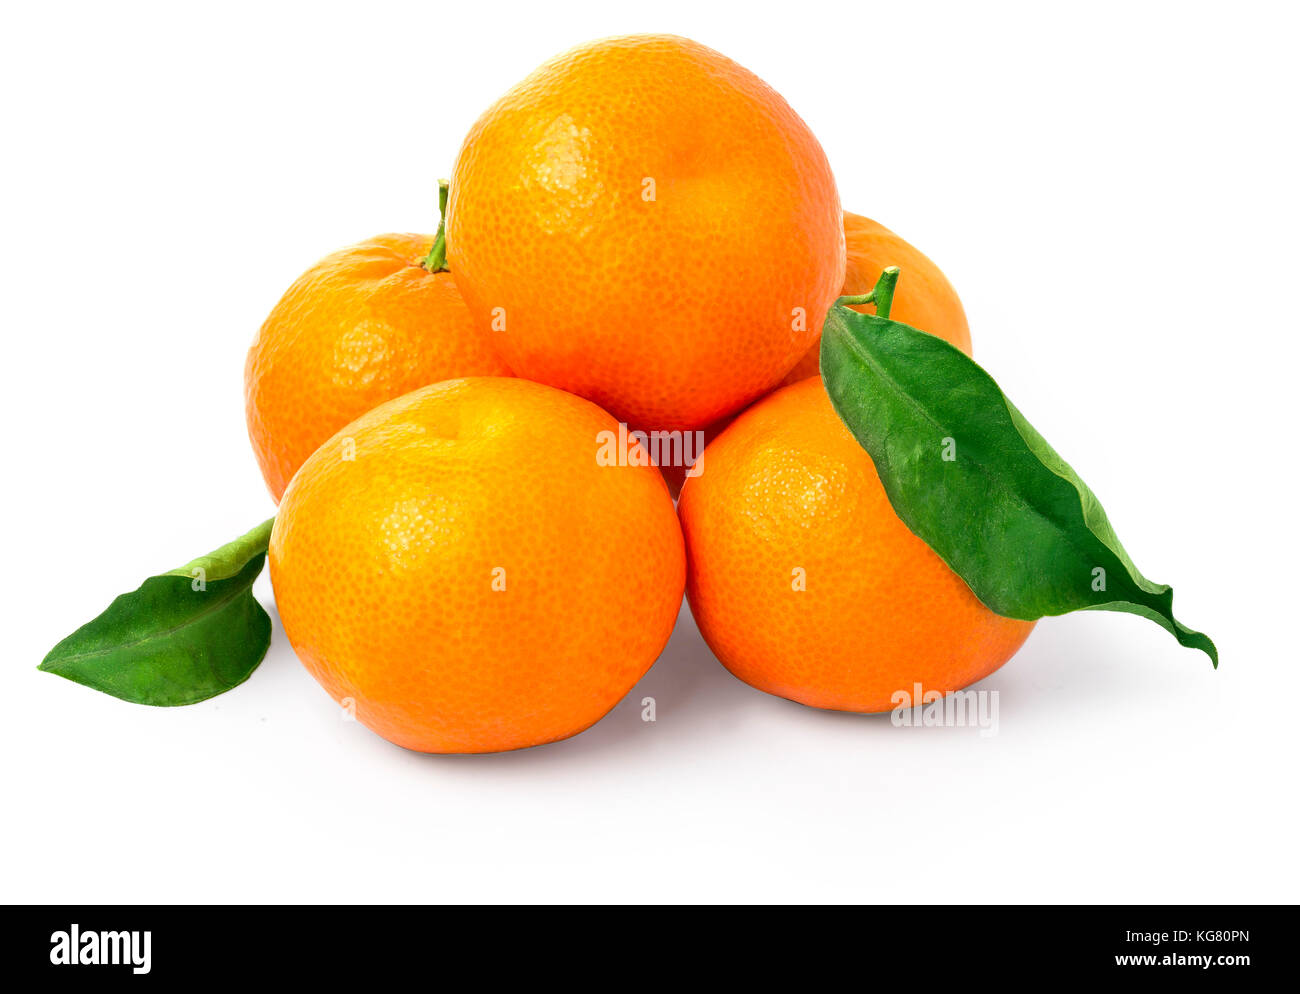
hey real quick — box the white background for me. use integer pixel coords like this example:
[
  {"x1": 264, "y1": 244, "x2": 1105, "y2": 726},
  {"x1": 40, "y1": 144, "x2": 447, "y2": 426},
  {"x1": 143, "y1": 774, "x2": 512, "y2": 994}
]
[{"x1": 3, "y1": 0, "x2": 1297, "y2": 903}]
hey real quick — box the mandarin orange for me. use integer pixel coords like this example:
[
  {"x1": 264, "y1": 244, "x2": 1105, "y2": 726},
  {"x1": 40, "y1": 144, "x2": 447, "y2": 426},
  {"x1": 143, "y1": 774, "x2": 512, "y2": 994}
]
[
  {"x1": 269, "y1": 377, "x2": 685, "y2": 753},
  {"x1": 244, "y1": 233, "x2": 510, "y2": 502},
  {"x1": 678, "y1": 376, "x2": 1034, "y2": 712},
  {"x1": 447, "y1": 34, "x2": 844, "y2": 431},
  {"x1": 780, "y1": 211, "x2": 972, "y2": 385}
]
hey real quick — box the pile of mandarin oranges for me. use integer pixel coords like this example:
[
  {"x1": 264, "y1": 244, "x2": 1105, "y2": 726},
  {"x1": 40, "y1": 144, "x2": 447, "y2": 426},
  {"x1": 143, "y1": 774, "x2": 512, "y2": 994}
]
[{"x1": 244, "y1": 35, "x2": 1033, "y2": 754}]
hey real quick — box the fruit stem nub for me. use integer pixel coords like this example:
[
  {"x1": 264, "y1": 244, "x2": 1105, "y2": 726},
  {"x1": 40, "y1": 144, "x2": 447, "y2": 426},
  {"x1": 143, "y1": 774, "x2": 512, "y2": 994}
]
[
  {"x1": 835, "y1": 266, "x2": 901, "y2": 320},
  {"x1": 422, "y1": 179, "x2": 451, "y2": 273}
]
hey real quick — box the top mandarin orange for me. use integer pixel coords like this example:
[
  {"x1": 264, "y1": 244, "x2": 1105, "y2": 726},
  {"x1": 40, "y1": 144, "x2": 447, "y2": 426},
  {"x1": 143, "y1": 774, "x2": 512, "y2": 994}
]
[{"x1": 447, "y1": 34, "x2": 845, "y2": 432}]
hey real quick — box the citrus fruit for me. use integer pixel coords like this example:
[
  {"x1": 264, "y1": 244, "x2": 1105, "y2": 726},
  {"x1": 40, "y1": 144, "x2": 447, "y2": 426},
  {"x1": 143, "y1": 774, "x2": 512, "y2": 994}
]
[
  {"x1": 244, "y1": 232, "x2": 511, "y2": 502},
  {"x1": 678, "y1": 376, "x2": 1034, "y2": 712},
  {"x1": 446, "y1": 34, "x2": 845, "y2": 432},
  {"x1": 779, "y1": 211, "x2": 972, "y2": 385},
  {"x1": 269, "y1": 377, "x2": 685, "y2": 754}
]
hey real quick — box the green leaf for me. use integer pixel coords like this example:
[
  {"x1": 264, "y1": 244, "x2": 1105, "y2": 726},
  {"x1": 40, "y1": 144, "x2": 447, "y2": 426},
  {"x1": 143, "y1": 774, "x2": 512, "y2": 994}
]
[
  {"x1": 39, "y1": 518, "x2": 276, "y2": 704},
  {"x1": 820, "y1": 291, "x2": 1217, "y2": 666}
]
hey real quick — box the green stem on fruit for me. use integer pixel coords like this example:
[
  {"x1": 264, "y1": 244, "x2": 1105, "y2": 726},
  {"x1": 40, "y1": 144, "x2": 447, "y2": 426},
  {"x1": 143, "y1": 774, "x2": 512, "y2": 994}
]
[
  {"x1": 421, "y1": 179, "x2": 450, "y2": 273},
  {"x1": 872, "y1": 266, "x2": 899, "y2": 320},
  {"x1": 835, "y1": 266, "x2": 901, "y2": 320}
]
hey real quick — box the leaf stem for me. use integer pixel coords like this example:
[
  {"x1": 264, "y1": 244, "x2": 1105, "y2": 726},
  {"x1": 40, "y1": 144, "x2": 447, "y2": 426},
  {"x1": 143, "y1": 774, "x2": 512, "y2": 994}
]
[
  {"x1": 421, "y1": 179, "x2": 450, "y2": 273},
  {"x1": 836, "y1": 266, "x2": 901, "y2": 320},
  {"x1": 872, "y1": 266, "x2": 899, "y2": 320}
]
